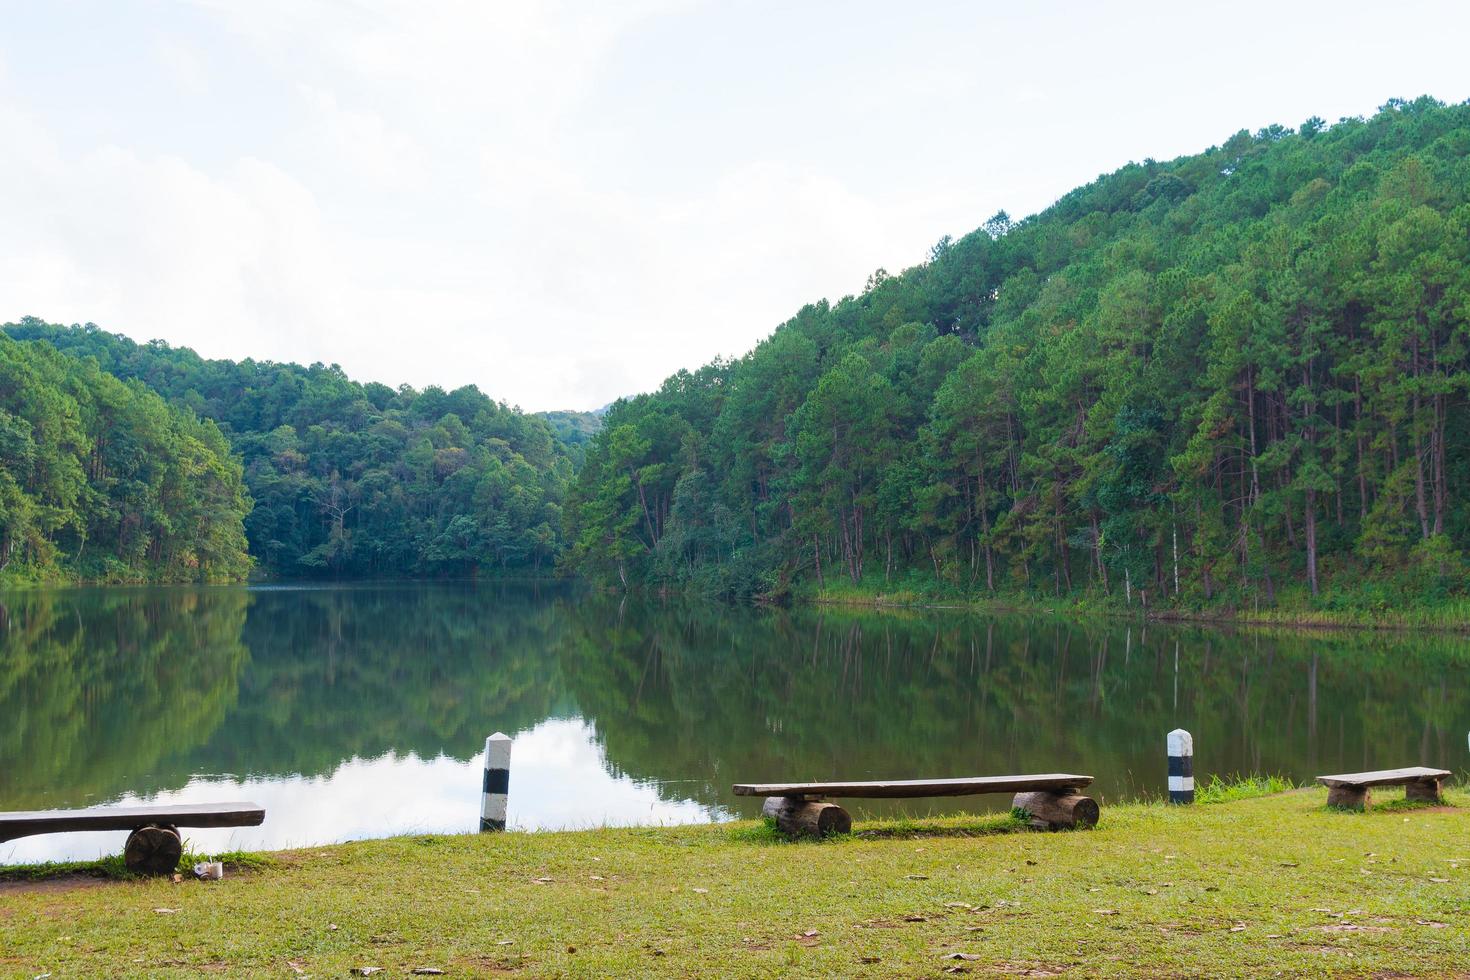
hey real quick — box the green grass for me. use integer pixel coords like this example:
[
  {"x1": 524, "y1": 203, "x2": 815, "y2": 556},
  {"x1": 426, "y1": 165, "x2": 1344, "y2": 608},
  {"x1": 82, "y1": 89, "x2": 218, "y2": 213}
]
[
  {"x1": 3, "y1": 789, "x2": 1469, "y2": 977},
  {"x1": 1195, "y1": 774, "x2": 1296, "y2": 805},
  {"x1": 810, "y1": 580, "x2": 1470, "y2": 633},
  {"x1": 0, "y1": 847, "x2": 271, "y2": 884}
]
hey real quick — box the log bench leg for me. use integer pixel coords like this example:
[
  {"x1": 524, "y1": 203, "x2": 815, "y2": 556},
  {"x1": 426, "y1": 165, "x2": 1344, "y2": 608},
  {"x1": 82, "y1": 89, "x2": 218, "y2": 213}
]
[
  {"x1": 124, "y1": 823, "x2": 183, "y2": 875},
  {"x1": 1012, "y1": 791, "x2": 1100, "y2": 830},
  {"x1": 762, "y1": 796, "x2": 851, "y2": 837},
  {"x1": 1326, "y1": 785, "x2": 1370, "y2": 810},
  {"x1": 1405, "y1": 778, "x2": 1443, "y2": 804}
]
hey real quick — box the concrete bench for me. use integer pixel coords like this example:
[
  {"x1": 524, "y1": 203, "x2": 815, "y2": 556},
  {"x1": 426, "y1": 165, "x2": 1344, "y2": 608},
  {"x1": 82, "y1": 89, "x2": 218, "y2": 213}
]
[
  {"x1": 0, "y1": 802, "x2": 265, "y2": 874},
  {"x1": 732, "y1": 774, "x2": 1098, "y2": 836},
  {"x1": 1316, "y1": 767, "x2": 1451, "y2": 810}
]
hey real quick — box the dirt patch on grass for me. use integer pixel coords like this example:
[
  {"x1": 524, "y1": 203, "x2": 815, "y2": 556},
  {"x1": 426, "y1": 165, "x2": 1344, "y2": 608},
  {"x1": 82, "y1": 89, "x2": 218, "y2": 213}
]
[
  {"x1": 0, "y1": 873, "x2": 111, "y2": 896},
  {"x1": 983, "y1": 962, "x2": 1072, "y2": 976}
]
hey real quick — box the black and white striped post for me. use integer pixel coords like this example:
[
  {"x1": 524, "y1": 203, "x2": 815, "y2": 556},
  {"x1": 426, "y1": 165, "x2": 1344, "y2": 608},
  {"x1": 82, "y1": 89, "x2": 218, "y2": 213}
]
[
  {"x1": 1167, "y1": 728, "x2": 1194, "y2": 804},
  {"x1": 480, "y1": 732, "x2": 512, "y2": 831}
]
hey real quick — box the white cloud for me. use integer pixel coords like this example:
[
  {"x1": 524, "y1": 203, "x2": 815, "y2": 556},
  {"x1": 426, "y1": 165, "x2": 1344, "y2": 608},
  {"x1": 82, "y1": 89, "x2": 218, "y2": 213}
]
[
  {"x1": 152, "y1": 33, "x2": 211, "y2": 96},
  {"x1": 4, "y1": 2, "x2": 1468, "y2": 409},
  {"x1": 296, "y1": 84, "x2": 428, "y2": 190}
]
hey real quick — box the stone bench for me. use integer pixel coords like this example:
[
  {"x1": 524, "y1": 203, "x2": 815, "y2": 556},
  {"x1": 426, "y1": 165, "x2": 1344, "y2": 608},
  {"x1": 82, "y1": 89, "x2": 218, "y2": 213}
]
[
  {"x1": 0, "y1": 802, "x2": 265, "y2": 874},
  {"x1": 1316, "y1": 767, "x2": 1451, "y2": 810},
  {"x1": 732, "y1": 773, "x2": 1098, "y2": 836}
]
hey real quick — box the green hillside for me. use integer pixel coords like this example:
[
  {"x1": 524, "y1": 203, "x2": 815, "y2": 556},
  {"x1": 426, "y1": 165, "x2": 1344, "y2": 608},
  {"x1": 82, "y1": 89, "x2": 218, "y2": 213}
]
[
  {"x1": 566, "y1": 97, "x2": 1470, "y2": 617},
  {"x1": 3, "y1": 321, "x2": 575, "y2": 579},
  {"x1": 0, "y1": 334, "x2": 251, "y2": 584}
]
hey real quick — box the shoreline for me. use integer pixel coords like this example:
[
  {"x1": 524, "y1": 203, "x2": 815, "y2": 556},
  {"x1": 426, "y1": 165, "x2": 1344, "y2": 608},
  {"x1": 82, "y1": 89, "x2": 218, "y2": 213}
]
[{"x1": 804, "y1": 588, "x2": 1470, "y2": 634}]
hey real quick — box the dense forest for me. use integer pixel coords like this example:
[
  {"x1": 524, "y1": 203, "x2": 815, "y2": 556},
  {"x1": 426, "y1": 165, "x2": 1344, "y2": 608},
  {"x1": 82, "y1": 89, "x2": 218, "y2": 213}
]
[
  {"x1": 2, "y1": 320, "x2": 581, "y2": 580},
  {"x1": 567, "y1": 97, "x2": 1470, "y2": 614},
  {"x1": 0, "y1": 334, "x2": 251, "y2": 582}
]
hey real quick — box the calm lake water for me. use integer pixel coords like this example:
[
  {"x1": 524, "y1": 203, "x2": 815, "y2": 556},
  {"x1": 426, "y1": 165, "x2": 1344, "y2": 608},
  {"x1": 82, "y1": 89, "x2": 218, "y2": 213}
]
[{"x1": 2, "y1": 583, "x2": 1465, "y2": 863}]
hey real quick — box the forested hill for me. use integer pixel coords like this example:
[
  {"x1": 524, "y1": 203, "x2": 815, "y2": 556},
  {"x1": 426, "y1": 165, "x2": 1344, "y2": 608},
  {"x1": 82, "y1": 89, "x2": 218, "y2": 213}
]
[
  {"x1": 0, "y1": 333, "x2": 252, "y2": 583},
  {"x1": 4, "y1": 320, "x2": 574, "y2": 579},
  {"x1": 566, "y1": 97, "x2": 1470, "y2": 614}
]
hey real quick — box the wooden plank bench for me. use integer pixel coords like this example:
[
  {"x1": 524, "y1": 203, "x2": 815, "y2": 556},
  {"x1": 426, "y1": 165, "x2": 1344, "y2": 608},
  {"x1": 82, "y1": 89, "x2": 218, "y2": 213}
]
[
  {"x1": 733, "y1": 774, "x2": 1098, "y2": 836},
  {"x1": 0, "y1": 802, "x2": 265, "y2": 874},
  {"x1": 1316, "y1": 767, "x2": 1451, "y2": 810}
]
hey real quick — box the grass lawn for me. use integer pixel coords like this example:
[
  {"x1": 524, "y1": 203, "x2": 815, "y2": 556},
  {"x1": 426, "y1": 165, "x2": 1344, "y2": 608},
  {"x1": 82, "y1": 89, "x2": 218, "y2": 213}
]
[{"x1": 2, "y1": 788, "x2": 1468, "y2": 978}]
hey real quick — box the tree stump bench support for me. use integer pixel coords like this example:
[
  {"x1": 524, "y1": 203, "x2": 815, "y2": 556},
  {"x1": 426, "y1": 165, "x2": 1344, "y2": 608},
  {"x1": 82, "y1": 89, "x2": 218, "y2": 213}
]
[
  {"x1": 1316, "y1": 767, "x2": 1451, "y2": 811},
  {"x1": 734, "y1": 774, "x2": 1097, "y2": 837},
  {"x1": 0, "y1": 802, "x2": 265, "y2": 875}
]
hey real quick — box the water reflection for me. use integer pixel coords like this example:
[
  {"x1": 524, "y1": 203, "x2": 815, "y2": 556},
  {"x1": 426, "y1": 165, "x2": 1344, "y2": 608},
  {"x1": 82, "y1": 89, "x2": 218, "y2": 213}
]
[{"x1": 1, "y1": 584, "x2": 1465, "y2": 862}]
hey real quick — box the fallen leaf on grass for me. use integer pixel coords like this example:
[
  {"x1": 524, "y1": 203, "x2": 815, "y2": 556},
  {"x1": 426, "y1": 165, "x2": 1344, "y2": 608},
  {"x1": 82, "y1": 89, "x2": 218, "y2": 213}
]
[
  {"x1": 944, "y1": 952, "x2": 982, "y2": 960},
  {"x1": 1416, "y1": 920, "x2": 1448, "y2": 928},
  {"x1": 532, "y1": 877, "x2": 554, "y2": 884},
  {"x1": 328, "y1": 924, "x2": 339, "y2": 931},
  {"x1": 411, "y1": 970, "x2": 446, "y2": 976},
  {"x1": 905, "y1": 874, "x2": 930, "y2": 880},
  {"x1": 903, "y1": 915, "x2": 928, "y2": 922},
  {"x1": 945, "y1": 902, "x2": 973, "y2": 910},
  {"x1": 1092, "y1": 909, "x2": 1118, "y2": 916},
  {"x1": 285, "y1": 962, "x2": 306, "y2": 976},
  {"x1": 692, "y1": 887, "x2": 709, "y2": 894},
  {"x1": 350, "y1": 969, "x2": 383, "y2": 977},
  {"x1": 859, "y1": 956, "x2": 880, "y2": 964},
  {"x1": 1428, "y1": 877, "x2": 1450, "y2": 883},
  {"x1": 494, "y1": 940, "x2": 514, "y2": 946},
  {"x1": 152, "y1": 908, "x2": 179, "y2": 915},
  {"x1": 1229, "y1": 923, "x2": 1247, "y2": 932}
]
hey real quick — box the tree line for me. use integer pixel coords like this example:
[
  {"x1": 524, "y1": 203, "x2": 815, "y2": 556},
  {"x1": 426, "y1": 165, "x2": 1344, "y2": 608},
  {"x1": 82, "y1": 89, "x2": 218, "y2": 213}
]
[
  {"x1": 3, "y1": 320, "x2": 587, "y2": 581},
  {"x1": 0, "y1": 333, "x2": 251, "y2": 582},
  {"x1": 566, "y1": 97, "x2": 1470, "y2": 613}
]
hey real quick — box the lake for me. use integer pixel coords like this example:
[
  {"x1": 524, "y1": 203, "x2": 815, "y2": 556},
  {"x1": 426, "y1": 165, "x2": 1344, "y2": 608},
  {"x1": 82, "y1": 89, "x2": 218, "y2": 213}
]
[{"x1": 2, "y1": 582, "x2": 1465, "y2": 863}]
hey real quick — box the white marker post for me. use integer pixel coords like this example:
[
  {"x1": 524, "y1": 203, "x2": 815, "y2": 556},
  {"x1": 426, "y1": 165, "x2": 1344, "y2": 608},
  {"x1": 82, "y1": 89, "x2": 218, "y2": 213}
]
[
  {"x1": 1167, "y1": 728, "x2": 1194, "y2": 804},
  {"x1": 480, "y1": 732, "x2": 512, "y2": 831}
]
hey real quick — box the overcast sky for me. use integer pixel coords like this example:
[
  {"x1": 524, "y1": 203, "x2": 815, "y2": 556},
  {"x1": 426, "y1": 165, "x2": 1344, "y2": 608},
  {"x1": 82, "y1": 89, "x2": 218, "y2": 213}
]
[{"x1": 2, "y1": 2, "x2": 1467, "y2": 411}]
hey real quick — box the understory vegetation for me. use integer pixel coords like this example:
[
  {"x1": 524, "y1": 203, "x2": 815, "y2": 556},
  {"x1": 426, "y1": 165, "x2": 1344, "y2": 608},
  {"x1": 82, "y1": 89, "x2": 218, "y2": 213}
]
[{"x1": 566, "y1": 98, "x2": 1470, "y2": 619}]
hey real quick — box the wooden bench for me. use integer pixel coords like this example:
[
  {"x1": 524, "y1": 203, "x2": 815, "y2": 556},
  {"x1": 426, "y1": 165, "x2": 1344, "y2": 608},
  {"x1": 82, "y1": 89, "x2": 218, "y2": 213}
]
[
  {"x1": 0, "y1": 802, "x2": 266, "y2": 874},
  {"x1": 733, "y1": 774, "x2": 1098, "y2": 836},
  {"x1": 1316, "y1": 767, "x2": 1451, "y2": 810}
]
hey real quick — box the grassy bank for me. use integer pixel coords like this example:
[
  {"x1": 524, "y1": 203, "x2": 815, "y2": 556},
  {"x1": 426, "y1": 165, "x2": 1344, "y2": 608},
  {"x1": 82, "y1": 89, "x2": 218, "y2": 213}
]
[
  {"x1": 807, "y1": 580, "x2": 1470, "y2": 633},
  {"x1": 3, "y1": 789, "x2": 1467, "y2": 977}
]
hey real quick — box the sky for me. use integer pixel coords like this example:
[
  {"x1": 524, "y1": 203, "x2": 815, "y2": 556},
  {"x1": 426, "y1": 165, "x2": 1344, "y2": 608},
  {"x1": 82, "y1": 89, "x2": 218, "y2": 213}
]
[{"x1": 1, "y1": 2, "x2": 1468, "y2": 411}]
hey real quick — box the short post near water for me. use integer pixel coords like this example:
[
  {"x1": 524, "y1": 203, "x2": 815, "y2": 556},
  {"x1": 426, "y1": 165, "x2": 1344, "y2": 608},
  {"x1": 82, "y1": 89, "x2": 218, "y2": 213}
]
[
  {"x1": 481, "y1": 732, "x2": 511, "y2": 831},
  {"x1": 1167, "y1": 728, "x2": 1194, "y2": 804}
]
